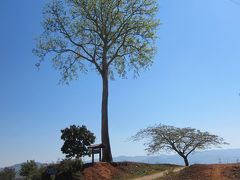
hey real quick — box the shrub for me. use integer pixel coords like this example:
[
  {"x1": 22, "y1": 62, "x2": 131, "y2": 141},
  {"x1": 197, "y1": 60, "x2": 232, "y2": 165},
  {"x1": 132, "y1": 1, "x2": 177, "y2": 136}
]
[
  {"x1": 19, "y1": 160, "x2": 38, "y2": 179},
  {"x1": 19, "y1": 159, "x2": 84, "y2": 180},
  {"x1": 0, "y1": 167, "x2": 16, "y2": 180},
  {"x1": 31, "y1": 166, "x2": 51, "y2": 180},
  {"x1": 56, "y1": 159, "x2": 83, "y2": 180}
]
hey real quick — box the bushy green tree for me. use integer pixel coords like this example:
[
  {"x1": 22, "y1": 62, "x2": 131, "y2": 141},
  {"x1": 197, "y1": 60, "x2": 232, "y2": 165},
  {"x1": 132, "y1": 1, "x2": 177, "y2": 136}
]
[
  {"x1": 34, "y1": 0, "x2": 159, "y2": 162},
  {"x1": 0, "y1": 168, "x2": 16, "y2": 180},
  {"x1": 61, "y1": 125, "x2": 96, "y2": 159},
  {"x1": 20, "y1": 160, "x2": 38, "y2": 179},
  {"x1": 133, "y1": 124, "x2": 228, "y2": 166}
]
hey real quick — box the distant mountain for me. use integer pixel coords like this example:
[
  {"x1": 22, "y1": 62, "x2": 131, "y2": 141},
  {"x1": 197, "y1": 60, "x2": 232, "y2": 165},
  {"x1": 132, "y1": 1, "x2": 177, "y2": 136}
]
[
  {"x1": 2, "y1": 149, "x2": 240, "y2": 173},
  {"x1": 114, "y1": 149, "x2": 240, "y2": 165},
  {"x1": 0, "y1": 163, "x2": 22, "y2": 173}
]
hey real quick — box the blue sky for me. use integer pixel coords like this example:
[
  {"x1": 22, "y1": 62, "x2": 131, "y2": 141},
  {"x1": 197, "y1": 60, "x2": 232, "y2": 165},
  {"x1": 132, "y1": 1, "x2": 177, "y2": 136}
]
[{"x1": 1, "y1": 0, "x2": 240, "y2": 167}]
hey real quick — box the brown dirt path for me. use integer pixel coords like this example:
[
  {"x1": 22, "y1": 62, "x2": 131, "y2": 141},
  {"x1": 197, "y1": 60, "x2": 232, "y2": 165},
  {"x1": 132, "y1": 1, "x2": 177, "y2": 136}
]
[{"x1": 133, "y1": 167, "x2": 185, "y2": 180}]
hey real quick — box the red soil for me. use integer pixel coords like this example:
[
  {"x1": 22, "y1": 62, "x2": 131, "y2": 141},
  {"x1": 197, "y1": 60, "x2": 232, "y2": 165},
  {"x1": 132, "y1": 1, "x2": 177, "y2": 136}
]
[
  {"x1": 82, "y1": 162, "x2": 122, "y2": 180},
  {"x1": 161, "y1": 164, "x2": 240, "y2": 180}
]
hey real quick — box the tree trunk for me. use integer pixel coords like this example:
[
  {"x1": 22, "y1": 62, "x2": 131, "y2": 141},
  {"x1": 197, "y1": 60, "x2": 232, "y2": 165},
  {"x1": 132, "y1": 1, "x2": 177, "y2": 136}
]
[
  {"x1": 101, "y1": 71, "x2": 113, "y2": 162},
  {"x1": 183, "y1": 156, "x2": 189, "y2": 166}
]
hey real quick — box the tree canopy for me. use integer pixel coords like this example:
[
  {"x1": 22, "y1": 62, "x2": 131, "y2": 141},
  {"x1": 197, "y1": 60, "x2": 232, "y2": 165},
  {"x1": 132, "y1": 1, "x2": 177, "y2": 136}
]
[
  {"x1": 133, "y1": 124, "x2": 228, "y2": 166},
  {"x1": 33, "y1": 0, "x2": 159, "y2": 82},
  {"x1": 61, "y1": 125, "x2": 96, "y2": 159}
]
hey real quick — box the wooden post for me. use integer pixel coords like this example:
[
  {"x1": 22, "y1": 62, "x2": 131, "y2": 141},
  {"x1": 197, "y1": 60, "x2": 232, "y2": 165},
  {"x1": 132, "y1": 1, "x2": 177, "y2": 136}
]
[
  {"x1": 99, "y1": 149, "x2": 102, "y2": 162},
  {"x1": 92, "y1": 149, "x2": 94, "y2": 164}
]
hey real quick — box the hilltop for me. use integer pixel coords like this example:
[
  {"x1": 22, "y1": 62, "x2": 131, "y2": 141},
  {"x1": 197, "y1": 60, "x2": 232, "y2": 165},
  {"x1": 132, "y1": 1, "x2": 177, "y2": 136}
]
[
  {"x1": 159, "y1": 164, "x2": 240, "y2": 180},
  {"x1": 82, "y1": 162, "x2": 179, "y2": 179}
]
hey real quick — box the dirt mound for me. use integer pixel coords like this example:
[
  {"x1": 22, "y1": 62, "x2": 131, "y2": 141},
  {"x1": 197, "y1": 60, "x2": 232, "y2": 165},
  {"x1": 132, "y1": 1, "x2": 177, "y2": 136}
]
[
  {"x1": 221, "y1": 164, "x2": 240, "y2": 179},
  {"x1": 161, "y1": 164, "x2": 240, "y2": 180},
  {"x1": 82, "y1": 162, "x2": 122, "y2": 180}
]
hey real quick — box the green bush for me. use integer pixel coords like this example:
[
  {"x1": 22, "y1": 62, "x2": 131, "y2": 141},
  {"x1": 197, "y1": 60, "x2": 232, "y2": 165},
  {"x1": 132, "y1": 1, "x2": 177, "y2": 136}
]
[
  {"x1": 18, "y1": 159, "x2": 83, "y2": 180},
  {"x1": 30, "y1": 166, "x2": 51, "y2": 180},
  {"x1": 56, "y1": 159, "x2": 83, "y2": 180},
  {"x1": 0, "y1": 167, "x2": 16, "y2": 180},
  {"x1": 19, "y1": 161, "x2": 52, "y2": 180},
  {"x1": 20, "y1": 160, "x2": 38, "y2": 179}
]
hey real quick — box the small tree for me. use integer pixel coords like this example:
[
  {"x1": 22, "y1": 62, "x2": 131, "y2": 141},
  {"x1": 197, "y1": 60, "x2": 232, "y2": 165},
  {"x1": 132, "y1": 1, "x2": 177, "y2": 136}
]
[
  {"x1": 20, "y1": 160, "x2": 38, "y2": 179},
  {"x1": 61, "y1": 125, "x2": 96, "y2": 159},
  {"x1": 0, "y1": 168, "x2": 16, "y2": 180},
  {"x1": 133, "y1": 124, "x2": 228, "y2": 166}
]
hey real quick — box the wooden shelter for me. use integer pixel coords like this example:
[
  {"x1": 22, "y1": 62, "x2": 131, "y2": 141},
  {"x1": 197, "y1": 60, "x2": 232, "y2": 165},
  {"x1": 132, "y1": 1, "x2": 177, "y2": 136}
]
[{"x1": 88, "y1": 144, "x2": 105, "y2": 164}]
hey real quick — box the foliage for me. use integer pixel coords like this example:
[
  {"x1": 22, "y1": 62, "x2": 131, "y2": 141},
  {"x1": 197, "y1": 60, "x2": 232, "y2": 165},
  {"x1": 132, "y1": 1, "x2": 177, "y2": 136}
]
[
  {"x1": 0, "y1": 167, "x2": 16, "y2": 180},
  {"x1": 61, "y1": 125, "x2": 96, "y2": 159},
  {"x1": 40, "y1": 160, "x2": 83, "y2": 179},
  {"x1": 30, "y1": 166, "x2": 51, "y2": 180},
  {"x1": 133, "y1": 124, "x2": 228, "y2": 166},
  {"x1": 19, "y1": 160, "x2": 38, "y2": 179},
  {"x1": 58, "y1": 159, "x2": 83, "y2": 173},
  {"x1": 18, "y1": 159, "x2": 83, "y2": 180},
  {"x1": 33, "y1": 0, "x2": 159, "y2": 82}
]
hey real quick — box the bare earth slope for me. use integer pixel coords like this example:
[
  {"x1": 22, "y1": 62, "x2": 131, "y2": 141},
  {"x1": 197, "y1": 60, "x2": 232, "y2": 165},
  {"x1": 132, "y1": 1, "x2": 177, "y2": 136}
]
[{"x1": 159, "y1": 164, "x2": 240, "y2": 180}]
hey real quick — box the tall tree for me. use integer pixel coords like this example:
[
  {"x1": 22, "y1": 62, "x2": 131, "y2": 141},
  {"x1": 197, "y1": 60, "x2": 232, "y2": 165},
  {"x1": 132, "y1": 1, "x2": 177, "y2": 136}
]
[
  {"x1": 34, "y1": 0, "x2": 159, "y2": 162},
  {"x1": 133, "y1": 124, "x2": 228, "y2": 166}
]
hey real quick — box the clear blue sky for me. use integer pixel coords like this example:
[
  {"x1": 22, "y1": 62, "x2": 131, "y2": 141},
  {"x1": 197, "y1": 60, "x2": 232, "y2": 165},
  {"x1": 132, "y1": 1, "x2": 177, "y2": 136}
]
[{"x1": 1, "y1": 0, "x2": 240, "y2": 168}]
